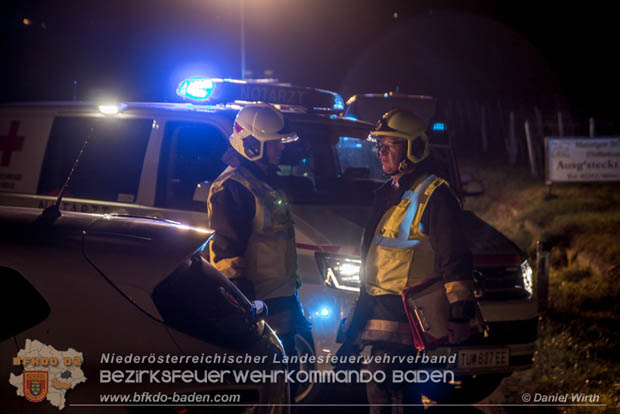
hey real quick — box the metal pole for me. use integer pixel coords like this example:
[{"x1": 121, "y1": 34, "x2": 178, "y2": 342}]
[
  {"x1": 240, "y1": 0, "x2": 246, "y2": 79},
  {"x1": 557, "y1": 112, "x2": 564, "y2": 137},
  {"x1": 589, "y1": 117, "x2": 595, "y2": 137}
]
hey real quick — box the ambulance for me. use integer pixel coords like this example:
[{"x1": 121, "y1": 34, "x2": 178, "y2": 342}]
[{"x1": 0, "y1": 79, "x2": 537, "y2": 402}]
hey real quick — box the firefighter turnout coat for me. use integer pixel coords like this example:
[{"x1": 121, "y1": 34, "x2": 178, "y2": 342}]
[
  {"x1": 358, "y1": 166, "x2": 475, "y2": 346},
  {"x1": 207, "y1": 162, "x2": 298, "y2": 300}
]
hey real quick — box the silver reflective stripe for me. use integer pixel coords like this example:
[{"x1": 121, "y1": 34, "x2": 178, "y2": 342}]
[
  {"x1": 237, "y1": 167, "x2": 268, "y2": 199},
  {"x1": 372, "y1": 174, "x2": 437, "y2": 248},
  {"x1": 397, "y1": 175, "x2": 436, "y2": 241}
]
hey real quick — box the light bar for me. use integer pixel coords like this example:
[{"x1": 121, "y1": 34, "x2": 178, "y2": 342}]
[
  {"x1": 98, "y1": 103, "x2": 127, "y2": 115},
  {"x1": 176, "y1": 77, "x2": 215, "y2": 101},
  {"x1": 432, "y1": 122, "x2": 446, "y2": 131},
  {"x1": 175, "y1": 77, "x2": 345, "y2": 113}
]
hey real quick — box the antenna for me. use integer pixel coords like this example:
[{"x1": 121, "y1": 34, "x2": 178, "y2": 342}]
[{"x1": 40, "y1": 127, "x2": 92, "y2": 222}]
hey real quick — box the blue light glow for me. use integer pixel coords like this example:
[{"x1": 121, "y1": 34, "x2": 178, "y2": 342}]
[
  {"x1": 432, "y1": 122, "x2": 446, "y2": 131},
  {"x1": 333, "y1": 94, "x2": 345, "y2": 111},
  {"x1": 176, "y1": 77, "x2": 215, "y2": 101}
]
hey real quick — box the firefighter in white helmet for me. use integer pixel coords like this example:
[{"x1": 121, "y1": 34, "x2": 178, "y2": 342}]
[
  {"x1": 337, "y1": 109, "x2": 476, "y2": 412},
  {"x1": 207, "y1": 102, "x2": 310, "y2": 393}
]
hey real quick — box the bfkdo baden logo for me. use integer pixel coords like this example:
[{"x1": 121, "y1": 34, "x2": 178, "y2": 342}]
[
  {"x1": 24, "y1": 371, "x2": 49, "y2": 402},
  {"x1": 9, "y1": 339, "x2": 86, "y2": 410}
]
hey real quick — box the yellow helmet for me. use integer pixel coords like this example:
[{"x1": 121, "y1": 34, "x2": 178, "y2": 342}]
[
  {"x1": 368, "y1": 109, "x2": 430, "y2": 164},
  {"x1": 229, "y1": 103, "x2": 298, "y2": 161}
]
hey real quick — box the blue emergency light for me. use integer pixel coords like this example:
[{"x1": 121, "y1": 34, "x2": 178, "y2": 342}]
[
  {"x1": 175, "y1": 77, "x2": 345, "y2": 113},
  {"x1": 333, "y1": 94, "x2": 345, "y2": 111},
  {"x1": 432, "y1": 122, "x2": 446, "y2": 131},
  {"x1": 176, "y1": 77, "x2": 215, "y2": 101},
  {"x1": 317, "y1": 307, "x2": 330, "y2": 318}
]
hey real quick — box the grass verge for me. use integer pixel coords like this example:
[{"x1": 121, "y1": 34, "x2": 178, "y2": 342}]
[{"x1": 461, "y1": 160, "x2": 620, "y2": 413}]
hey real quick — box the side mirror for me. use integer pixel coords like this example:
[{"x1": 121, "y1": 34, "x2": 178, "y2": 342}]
[
  {"x1": 463, "y1": 179, "x2": 485, "y2": 196},
  {"x1": 251, "y1": 300, "x2": 268, "y2": 321},
  {"x1": 192, "y1": 181, "x2": 211, "y2": 204},
  {"x1": 460, "y1": 173, "x2": 485, "y2": 196}
]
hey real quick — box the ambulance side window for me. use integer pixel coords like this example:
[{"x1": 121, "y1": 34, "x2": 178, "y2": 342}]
[
  {"x1": 37, "y1": 117, "x2": 152, "y2": 202},
  {"x1": 156, "y1": 122, "x2": 228, "y2": 211}
]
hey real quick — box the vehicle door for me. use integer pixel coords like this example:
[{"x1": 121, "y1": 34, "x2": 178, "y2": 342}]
[{"x1": 144, "y1": 118, "x2": 231, "y2": 227}]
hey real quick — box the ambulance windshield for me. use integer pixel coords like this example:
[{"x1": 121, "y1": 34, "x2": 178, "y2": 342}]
[{"x1": 275, "y1": 121, "x2": 382, "y2": 206}]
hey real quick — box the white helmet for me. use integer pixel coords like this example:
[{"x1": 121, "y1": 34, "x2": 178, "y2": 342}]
[{"x1": 229, "y1": 103, "x2": 299, "y2": 161}]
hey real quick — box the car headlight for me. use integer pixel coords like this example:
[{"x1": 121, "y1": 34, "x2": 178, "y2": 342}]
[
  {"x1": 315, "y1": 253, "x2": 361, "y2": 292},
  {"x1": 520, "y1": 260, "x2": 534, "y2": 296}
]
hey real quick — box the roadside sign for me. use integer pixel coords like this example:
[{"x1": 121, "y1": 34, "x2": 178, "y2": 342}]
[{"x1": 544, "y1": 137, "x2": 620, "y2": 184}]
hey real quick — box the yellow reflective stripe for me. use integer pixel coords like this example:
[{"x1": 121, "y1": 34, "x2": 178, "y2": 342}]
[
  {"x1": 209, "y1": 248, "x2": 246, "y2": 279},
  {"x1": 444, "y1": 280, "x2": 475, "y2": 303}
]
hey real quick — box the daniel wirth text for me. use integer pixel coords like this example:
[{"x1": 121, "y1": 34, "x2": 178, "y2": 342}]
[{"x1": 532, "y1": 393, "x2": 600, "y2": 403}]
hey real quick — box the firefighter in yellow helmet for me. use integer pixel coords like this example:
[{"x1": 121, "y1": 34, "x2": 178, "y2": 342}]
[
  {"x1": 338, "y1": 109, "x2": 476, "y2": 412},
  {"x1": 207, "y1": 103, "x2": 311, "y2": 387}
]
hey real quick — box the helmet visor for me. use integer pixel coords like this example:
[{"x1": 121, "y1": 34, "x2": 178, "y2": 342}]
[
  {"x1": 277, "y1": 118, "x2": 299, "y2": 143},
  {"x1": 367, "y1": 130, "x2": 411, "y2": 144}
]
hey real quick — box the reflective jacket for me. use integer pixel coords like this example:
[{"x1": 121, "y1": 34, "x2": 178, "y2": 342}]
[
  {"x1": 358, "y1": 170, "x2": 475, "y2": 345},
  {"x1": 365, "y1": 174, "x2": 446, "y2": 296},
  {"x1": 207, "y1": 164, "x2": 298, "y2": 300}
]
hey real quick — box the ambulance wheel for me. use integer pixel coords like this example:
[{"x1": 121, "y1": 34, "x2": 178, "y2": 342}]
[
  {"x1": 420, "y1": 373, "x2": 506, "y2": 403},
  {"x1": 293, "y1": 331, "x2": 321, "y2": 403}
]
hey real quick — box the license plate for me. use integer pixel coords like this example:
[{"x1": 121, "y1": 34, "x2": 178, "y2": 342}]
[{"x1": 457, "y1": 348, "x2": 509, "y2": 369}]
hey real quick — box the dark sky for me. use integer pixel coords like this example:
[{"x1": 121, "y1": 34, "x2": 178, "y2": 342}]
[{"x1": 1, "y1": 0, "x2": 617, "y2": 125}]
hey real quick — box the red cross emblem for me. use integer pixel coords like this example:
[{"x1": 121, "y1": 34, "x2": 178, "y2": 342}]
[{"x1": 0, "y1": 121, "x2": 25, "y2": 166}]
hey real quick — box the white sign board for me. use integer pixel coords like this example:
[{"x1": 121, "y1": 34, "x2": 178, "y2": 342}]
[{"x1": 545, "y1": 137, "x2": 620, "y2": 183}]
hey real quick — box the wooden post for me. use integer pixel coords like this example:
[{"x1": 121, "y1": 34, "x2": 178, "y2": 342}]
[
  {"x1": 536, "y1": 240, "x2": 550, "y2": 313},
  {"x1": 534, "y1": 106, "x2": 544, "y2": 138},
  {"x1": 557, "y1": 112, "x2": 564, "y2": 137},
  {"x1": 481, "y1": 105, "x2": 488, "y2": 153},
  {"x1": 524, "y1": 120, "x2": 538, "y2": 177},
  {"x1": 497, "y1": 100, "x2": 505, "y2": 143},
  {"x1": 589, "y1": 117, "x2": 595, "y2": 137},
  {"x1": 508, "y1": 111, "x2": 518, "y2": 165}
]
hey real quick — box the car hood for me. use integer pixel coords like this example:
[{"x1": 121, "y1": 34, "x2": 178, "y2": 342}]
[
  {"x1": 461, "y1": 210, "x2": 524, "y2": 259},
  {"x1": 0, "y1": 206, "x2": 213, "y2": 292},
  {"x1": 82, "y1": 214, "x2": 213, "y2": 291},
  {"x1": 289, "y1": 205, "x2": 522, "y2": 261}
]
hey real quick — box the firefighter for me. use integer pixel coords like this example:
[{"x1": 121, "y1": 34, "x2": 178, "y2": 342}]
[
  {"x1": 338, "y1": 109, "x2": 476, "y2": 413},
  {"x1": 207, "y1": 102, "x2": 310, "y2": 375}
]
